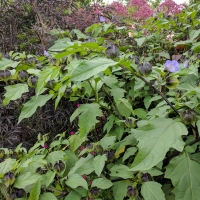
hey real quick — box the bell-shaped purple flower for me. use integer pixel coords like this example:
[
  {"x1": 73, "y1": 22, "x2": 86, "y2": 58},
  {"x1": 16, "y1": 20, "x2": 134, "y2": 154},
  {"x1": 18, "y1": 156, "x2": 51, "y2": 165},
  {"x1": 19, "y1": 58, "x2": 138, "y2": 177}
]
[
  {"x1": 44, "y1": 50, "x2": 50, "y2": 57},
  {"x1": 183, "y1": 60, "x2": 189, "y2": 68},
  {"x1": 99, "y1": 16, "x2": 106, "y2": 22},
  {"x1": 164, "y1": 60, "x2": 179, "y2": 72}
]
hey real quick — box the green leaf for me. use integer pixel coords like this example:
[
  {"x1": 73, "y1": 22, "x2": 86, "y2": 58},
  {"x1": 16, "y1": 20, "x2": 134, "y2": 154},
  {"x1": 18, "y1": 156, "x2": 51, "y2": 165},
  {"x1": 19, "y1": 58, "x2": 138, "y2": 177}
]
[
  {"x1": 46, "y1": 151, "x2": 65, "y2": 165},
  {"x1": 116, "y1": 98, "x2": 134, "y2": 118},
  {"x1": 100, "y1": 136, "x2": 116, "y2": 150},
  {"x1": 68, "y1": 154, "x2": 94, "y2": 177},
  {"x1": 64, "y1": 191, "x2": 81, "y2": 200},
  {"x1": 45, "y1": 171, "x2": 56, "y2": 187},
  {"x1": 110, "y1": 165, "x2": 133, "y2": 179},
  {"x1": 189, "y1": 29, "x2": 200, "y2": 41},
  {"x1": 122, "y1": 147, "x2": 137, "y2": 162},
  {"x1": 91, "y1": 178, "x2": 113, "y2": 189},
  {"x1": 75, "y1": 103, "x2": 102, "y2": 137},
  {"x1": 165, "y1": 152, "x2": 200, "y2": 200},
  {"x1": 18, "y1": 94, "x2": 53, "y2": 123},
  {"x1": 73, "y1": 29, "x2": 88, "y2": 39},
  {"x1": 157, "y1": 51, "x2": 170, "y2": 59},
  {"x1": 0, "y1": 158, "x2": 16, "y2": 174},
  {"x1": 29, "y1": 180, "x2": 41, "y2": 200},
  {"x1": 66, "y1": 174, "x2": 88, "y2": 190},
  {"x1": 0, "y1": 58, "x2": 20, "y2": 70},
  {"x1": 135, "y1": 37, "x2": 146, "y2": 47},
  {"x1": 141, "y1": 182, "x2": 165, "y2": 200},
  {"x1": 39, "y1": 192, "x2": 57, "y2": 200},
  {"x1": 133, "y1": 108, "x2": 147, "y2": 119},
  {"x1": 130, "y1": 118, "x2": 188, "y2": 171},
  {"x1": 70, "y1": 58, "x2": 117, "y2": 82},
  {"x1": 110, "y1": 87, "x2": 126, "y2": 99},
  {"x1": 14, "y1": 172, "x2": 41, "y2": 188},
  {"x1": 3, "y1": 83, "x2": 29, "y2": 105},
  {"x1": 113, "y1": 181, "x2": 130, "y2": 200},
  {"x1": 103, "y1": 114, "x2": 115, "y2": 134},
  {"x1": 48, "y1": 41, "x2": 74, "y2": 51},
  {"x1": 68, "y1": 135, "x2": 83, "y2": 152},
  {"x1": 93, "y1": 154, "x2": 107, "y2": 177}
]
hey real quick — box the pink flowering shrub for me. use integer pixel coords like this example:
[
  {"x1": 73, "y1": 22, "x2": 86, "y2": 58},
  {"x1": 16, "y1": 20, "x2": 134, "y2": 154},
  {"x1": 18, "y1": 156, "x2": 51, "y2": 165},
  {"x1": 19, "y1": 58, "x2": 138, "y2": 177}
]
[
  {"x1": 128, "y1": 0, "x2": 154, "y2": 20},
  {"x1": 158, "y1": 0, "x2": 185, "y2": 15},
  {"x1": 109, "y1": 1, "x2": 128, "y2": 17}
]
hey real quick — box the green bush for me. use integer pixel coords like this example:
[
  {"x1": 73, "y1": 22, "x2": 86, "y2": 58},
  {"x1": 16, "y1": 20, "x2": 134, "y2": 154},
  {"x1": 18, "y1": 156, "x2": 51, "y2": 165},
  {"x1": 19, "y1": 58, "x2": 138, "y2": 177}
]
[{"x1": 0, "y1": 2, "x2": 200, "y2": 199}]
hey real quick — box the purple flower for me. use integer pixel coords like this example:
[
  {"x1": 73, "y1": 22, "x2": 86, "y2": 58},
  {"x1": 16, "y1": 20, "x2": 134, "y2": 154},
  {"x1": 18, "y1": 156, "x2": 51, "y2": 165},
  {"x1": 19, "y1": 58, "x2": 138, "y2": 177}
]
[
  {"x1": 99, "y1": 16, "x2": 106, "y2": 22},
  {"x1": 184, "y1": 60, "x2": 189, "y2": 68},
  {"x1": 44, "y1": 50, "x2": 50, "y2": 57},
  {"x1": 164, "y1": 60, "x2": 179, "y2": 72}
]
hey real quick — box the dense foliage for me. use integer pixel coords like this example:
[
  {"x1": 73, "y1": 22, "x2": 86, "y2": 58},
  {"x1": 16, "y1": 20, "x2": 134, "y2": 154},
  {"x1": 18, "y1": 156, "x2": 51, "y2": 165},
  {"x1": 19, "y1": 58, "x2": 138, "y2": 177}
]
[{"x1": 0, "y1": 1, "x2": 200, "y2": 200}]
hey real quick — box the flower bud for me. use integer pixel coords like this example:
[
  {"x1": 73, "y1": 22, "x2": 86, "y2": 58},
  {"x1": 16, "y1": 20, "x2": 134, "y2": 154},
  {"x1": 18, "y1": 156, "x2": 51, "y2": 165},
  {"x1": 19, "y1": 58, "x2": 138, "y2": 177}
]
[
  {"x1": 105, "y1": 150, "x2": 115, "y2": 161},
  {"x1": 188, "y1": 49, "x2": 193, "y2": 56},
  {"x1": 16, "y1": 188, "x2": 26, "y2": 198},
  {"x1": 125, "y1": 118, "x2": 135, "y2": 128},
  {"x1": 89, "y1": 187, "x2": 99, "y2": 198},
  {"x1": 105, "y1": 42, "x2": 120, "y2": 59},
  {"x1": 182, "y1": 110, "x2": 197, "y2": 125},
  {"x1": 64, "y1": 87, "x2": 72, "y2": 98},
  {"x1": 0, "y1": 69, "x2": 11, "y2": 81},
  {"x1": 86, "y1": 143, "x2": 93, "y2": 149},
  {"x1": 3, "y1": 171, "x2": 15, "y2": 186},
  {"x1": 36, "y1": 167, "x2": 43, "y2": 174},
  {"x1": 138, "y1": 62, "x2": 152, "y2": 76},
  {"x1": 18, "y1": 70, "x2": 29, "y2": 82},
  {"x1": 27, "y1": 76, "x2": 38, "y2": 88},
  {"x1": 10, "y1": 191, "x2": 17, "y2": 200},
  {"x1": 54, "y1": 160, "x2": 65, "y2": 173},
  {"x1": 141, "y1": 173, "x2": 152, "y2": 182},
  {"x1": 175, "y1": 90, "x2": 182, "y2": 98},
  {"x1": 127, "y1": 186, "x2": 138, "y2": 198},
  {"x1": 197, "y1": 54, "x2": 200, "y2": 60},
  {"x1": 166, "y1": 77, "x2": 179, "y2": 89}
]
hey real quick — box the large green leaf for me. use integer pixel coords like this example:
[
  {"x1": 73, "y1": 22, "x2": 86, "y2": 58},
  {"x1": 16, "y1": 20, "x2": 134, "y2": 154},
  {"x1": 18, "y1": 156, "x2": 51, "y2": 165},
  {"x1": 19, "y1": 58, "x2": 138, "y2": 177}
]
[
  {"x1": 141, "y1": 182, "x2": 165, "y2": 200},
  {"x1": 29, "y1": 180, "x2": 41, "y2": 200},
  {"x1": 135, "y1": 37, "x2": 146, "y2": 47},
  {"x1": 18, "y1": 94, "x2": 53, "y2": 123},
  {"x1": 3, "y1": 83, "x2": 29, "y2": 105},
  {"x1": 130, "y1": 118, "x2": 188, "y2": 171},
  {"x1": 100, "y1": 136, "x2": 116, "y2": 150},
  {"x1": 165, "y1": 152, "x2": 200, "y2": 200},
  {"x1": 14, "y1": 172, "x2": 41, "y2": 188},
  {"x1": 39, "y1": 192, "x2": 57, "y2": 200},
  {"x1": 93, "y1": 154, "x2": 107, "y2": 177},
  {"x1": 91, "y1": 178, "x2": 113, "y2": 189},
  {"x1": 70, "y1": 58, "x2": 117, "y2": 81},
  {"x1": 71, "y1": 103, "x2": 102, "y2": 137},
  {"x1": 0, "y1": 58, "x2": 20, "y2": 70},
  {"x1": 0, "y1": 158, "x2": 16, "y2": 174},
  {"x1": 66, "y1": 174, "x2": 88, "y2": 190},
  {"x1": 112, "y1": 181, "x2": 130, "y2": 200},
  {"x1": 110, "y1": 165, "x2": 134, "y2": 179},
  {"x1": 68, "y1": 135, "x2": 83, "y2": 152},
  {"x1": 64, "y1": 191, "x2": 81, "y2": 200}
]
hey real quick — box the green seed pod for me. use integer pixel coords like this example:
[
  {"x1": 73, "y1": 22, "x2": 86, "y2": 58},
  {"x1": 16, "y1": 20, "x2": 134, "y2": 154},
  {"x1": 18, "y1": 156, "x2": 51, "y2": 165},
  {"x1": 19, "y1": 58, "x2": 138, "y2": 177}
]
[
  {"x1": 63, "y1": 87, "x2": 73, "y2": 98},
  {"x1": 77, "y1": 87, "x2": 85, "y2": 96},
  {"x1": 125, "y1": 118, "x2": 135, "y2": 128},
  {"x1": 3, "y1": 171, "x2": 15, "y2": 186},
  {"x1": 182, "y1": 110, "x2": 197, "y2": 125},
  {"x1": 138, "y1": 62, "x2": 152, "y2": 76},
  {"x1": 46, "y1": 80, "x2": 56, "y2": 89},
  {"x1": 175, "y1": 90, "x2": 182, "y2": 98},
  {"x1": 166, "y1": 77, "x2": 179, "y2": 89},
  {"x1": 0, "y1": 149, "x2": 5, "y2": 159},
  {"x1": 27, "y1": 76, "x2": 38, "y2": 88},
  {"x1": 18, "y1": 70, "x2": 29, "y2": 82}
]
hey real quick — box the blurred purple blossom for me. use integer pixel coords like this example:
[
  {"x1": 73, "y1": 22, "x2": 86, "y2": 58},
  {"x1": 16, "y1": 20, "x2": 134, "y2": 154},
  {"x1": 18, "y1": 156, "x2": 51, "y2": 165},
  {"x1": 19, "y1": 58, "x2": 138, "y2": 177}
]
[
  {"x1": 99, "y1": 16, "x2": 106, "y2": 22},
  {"x1": 44, "y1": 50, "x2": 50, "y2": 57},
  {"x1": 184, "y1": 60, "x2": 189, "y2": 68},
  {"x1": 164, "y1": 60, "x2": 179, "y2": 72}
]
